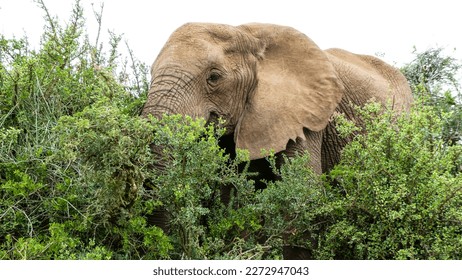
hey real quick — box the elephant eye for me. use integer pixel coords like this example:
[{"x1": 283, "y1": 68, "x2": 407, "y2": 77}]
[{"x1": 207, "y1": 71, "x2": 222, "y2": 86}]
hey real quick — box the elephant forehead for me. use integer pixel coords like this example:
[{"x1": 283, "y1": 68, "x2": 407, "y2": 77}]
[
  {"x1": 173, "y1": 23, "x2": 235, "y2": 41},
  {"x1": 154, "y1": 29, "x2": 228, "y2": 68},
  {"x1": 153, "y1": 38, "x2": 224, "y2": 71},
  {"x1": 154, "y1": 23, "x2": 247, "y2": 65}
]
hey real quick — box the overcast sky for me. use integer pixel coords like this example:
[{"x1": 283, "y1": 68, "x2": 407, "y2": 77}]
[{"x1": 0, "y1": 0, "x2": 461, "y2": 67}]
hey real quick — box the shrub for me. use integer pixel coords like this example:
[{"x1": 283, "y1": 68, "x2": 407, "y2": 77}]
[
  {"x1": 315, "y1": 103, "x2": 462, "y2": 259},
  {"x1": 0, "y1": 0, "x2": 151, "y2": 259},
  {"x1": 401, "y1": 47, "x2": 462, "y2": 145},
  {"x1": 147, "y1": 115, "x2": 260, "y2": 259}
]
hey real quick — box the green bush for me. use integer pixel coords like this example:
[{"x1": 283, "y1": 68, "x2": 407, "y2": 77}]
[
  {"x1": 315, "y1": 103, "x2": 462, "y2": 259},
  {"x1": 0, "y1": 0, "x2": 152, "y2": 259},
  {"x1": 401, "y1": 47, "x2": 462, "y2": 145}
]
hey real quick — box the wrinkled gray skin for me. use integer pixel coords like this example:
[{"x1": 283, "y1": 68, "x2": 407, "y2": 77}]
[{"x1": 142, "y1": 23, "x2": 413, "y2": 259}]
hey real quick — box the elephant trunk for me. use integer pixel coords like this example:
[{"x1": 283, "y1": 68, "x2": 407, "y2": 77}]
[
  {"x1": 141, "y1": 69, "x2": 207, "y2": 233},
  {"x1": 142, "y1": 69, "x2": 208, "y2": 121},
  {"x1": 142, "y1": 85, "x2": 179, "y2": 119}
]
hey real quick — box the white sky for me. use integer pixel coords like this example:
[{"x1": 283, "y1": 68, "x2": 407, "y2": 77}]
[{"x1": 0, "y1": 0, "x2": 461, "y2": 67}]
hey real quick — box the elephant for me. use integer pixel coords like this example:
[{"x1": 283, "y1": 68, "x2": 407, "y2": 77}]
[{"x1": 141, "y1": 23, "x2": 413, "y2": 258}]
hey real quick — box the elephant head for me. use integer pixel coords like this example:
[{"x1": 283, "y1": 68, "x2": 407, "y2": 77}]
[{"x1": 142, "y1": 23, "x2": 344, "y2": 161}]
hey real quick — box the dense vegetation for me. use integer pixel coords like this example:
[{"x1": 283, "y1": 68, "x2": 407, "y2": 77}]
[{"x1": 1, "y1": 1, "x2": 461, "y2": 259}]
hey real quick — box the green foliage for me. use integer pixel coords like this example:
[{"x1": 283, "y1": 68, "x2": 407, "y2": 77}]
[
  {"x1": 401, "y1": 47, "x2": 462, "y2": 145},
  {"x1": 146, "y1": 115, "x2": 264, "y2": 259},
  {"x1": 0, "y1": 0, "x2": 152, "y2": 259},
  {"x1": 401, "y1": 47, "x2": 460, "y2": 95},
  {"x1": 1, "y1": 223, "x2": 112, "y2": 260},
  {"x1": 256, "y1": 154, "x2": 328, "y2": 258},
  {"x1": 317, "y1": 104, "x2": 462, "y2": 259}
]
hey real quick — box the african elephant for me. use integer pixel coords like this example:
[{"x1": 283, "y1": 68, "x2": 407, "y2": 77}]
[{"x1": 141, "y1": 23, "x2": 413, "y2": 257}]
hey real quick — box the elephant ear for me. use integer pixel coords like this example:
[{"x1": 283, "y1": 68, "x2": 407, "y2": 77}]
[{"x1": 235, "y1": 23, "x2": 344, "y2": 159}]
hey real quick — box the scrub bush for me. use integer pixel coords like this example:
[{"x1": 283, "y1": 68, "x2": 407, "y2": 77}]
[{"x1": 315, "y1": 104, "x2": 462, "y2": 259}]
